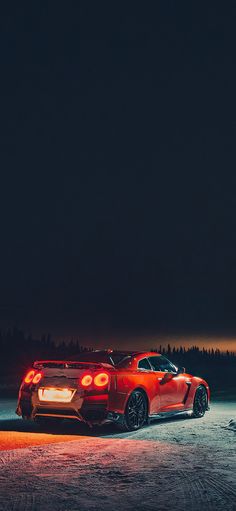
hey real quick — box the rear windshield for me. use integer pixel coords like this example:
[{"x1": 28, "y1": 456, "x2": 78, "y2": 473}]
[{"x1": 70, "y1": 351, "x2": 131, "y2": 366}]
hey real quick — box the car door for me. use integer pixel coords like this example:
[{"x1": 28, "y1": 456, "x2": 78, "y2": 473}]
[
  {"x1": 136, "y1": 357, "x2": 160, "y2": 413},
  {"x1": 148, "y1": 356, "x2": 188, "y2": 412}
]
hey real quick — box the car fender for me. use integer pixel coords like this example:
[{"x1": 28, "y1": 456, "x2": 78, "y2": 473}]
[
  {"x1": 184, "y1": 376, "x2": 210, "y2": 408},
  {"x1": 108, "y1": 371, "x2": 152, "y2": 414}
]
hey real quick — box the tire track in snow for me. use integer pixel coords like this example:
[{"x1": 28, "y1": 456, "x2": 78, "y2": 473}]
[
  {"x1": 179, "y1": 469, "x2": 215, "y2": 511},
  {"x1": 178, "y1": 469, "x2": 236, "y2": 511},
  {"x1": 0, "y1": 451, "x2": 18, "y2": 466},
  {"x1": 206, "y1": 474, "x2": 236, "y2": 504},
  {"x1": 0, "y1": 455, "x2": 7, "y2": 466},
  {"x1": 6, "y1": 493, "x2": 37, "y2": 511}
]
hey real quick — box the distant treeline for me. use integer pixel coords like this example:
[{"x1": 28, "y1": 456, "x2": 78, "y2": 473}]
[
  {"x1": 0, "y1": 327, "x2": 91, "y2": 388},
  {"x1": 0, "y1": 327, "x2": 235, "y2": 393}
]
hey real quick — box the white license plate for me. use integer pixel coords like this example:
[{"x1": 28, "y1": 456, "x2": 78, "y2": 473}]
[{"x1": 38, "y1": 388, "x2": 75, "y2": 403}]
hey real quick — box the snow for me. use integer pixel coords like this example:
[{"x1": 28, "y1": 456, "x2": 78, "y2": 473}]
[{"x1": 0, "y1": 399, "x2": 235, "y2": 511}]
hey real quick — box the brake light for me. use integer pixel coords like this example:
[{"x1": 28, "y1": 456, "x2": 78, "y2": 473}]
[
  {"x1": 24, "y1": 370, "x2": 43, "y2": 384},
  {"x1": 81, "y1": 374, "x2": 93, "y2": 387},
  {"x1": 94, "y1": 372, "x2": 109, "y2": 387},
  {"x1": 32, "y1": 372, "x2": 42, "y2": 384},
  {"x1": 24, "y1": 370, "x2": 35, "y2": 383}
]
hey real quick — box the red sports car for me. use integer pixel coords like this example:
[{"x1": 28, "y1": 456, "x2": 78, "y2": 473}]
[{"x1": 16, "y1": 350, "x2": 210, "y2": 431}]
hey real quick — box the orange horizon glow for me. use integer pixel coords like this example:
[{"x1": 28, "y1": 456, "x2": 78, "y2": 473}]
[
  {"x1": 69, "y1": 335, "x2": 236, "y2": 353},
  {"x1": 19, "y1": 323, "x2": 236, "y2": 354}
]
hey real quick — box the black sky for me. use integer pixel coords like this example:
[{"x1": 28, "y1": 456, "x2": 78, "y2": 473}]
[{"x1": 1, "y1": 3, "x2": 236, "y2": 343}]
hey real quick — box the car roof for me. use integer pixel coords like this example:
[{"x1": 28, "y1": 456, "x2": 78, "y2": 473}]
[{"x1": 69, "y1": 350, "x2": 161, "y2": 366}]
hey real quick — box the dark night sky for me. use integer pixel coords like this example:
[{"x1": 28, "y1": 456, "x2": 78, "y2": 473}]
[{"x1": 1, "y1": 3, "x2": 236, "y2": 349}]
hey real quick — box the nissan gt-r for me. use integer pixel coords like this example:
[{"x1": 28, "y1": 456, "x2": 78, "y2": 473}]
[{"x1": 16, "y1": 350, "x2": 210, "y2": 431}]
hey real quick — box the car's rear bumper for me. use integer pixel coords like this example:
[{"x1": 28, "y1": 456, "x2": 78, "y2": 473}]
[{"x1": 16, "y1": 387, "x2": 120, "y2": 426}]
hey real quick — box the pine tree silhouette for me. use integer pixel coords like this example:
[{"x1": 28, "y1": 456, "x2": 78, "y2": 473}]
[{"x1": 0, "y1": 328, "x2": 235, "y2": 392}]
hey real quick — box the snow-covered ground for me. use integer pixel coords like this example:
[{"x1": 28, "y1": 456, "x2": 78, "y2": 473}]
[{"x1": 0, "y1": 399, "x2": 235, "y2": 511}]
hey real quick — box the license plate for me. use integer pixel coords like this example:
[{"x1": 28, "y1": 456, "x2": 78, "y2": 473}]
[{"x1": 38, "y1": 388, "x2": 75, "y2": 403}]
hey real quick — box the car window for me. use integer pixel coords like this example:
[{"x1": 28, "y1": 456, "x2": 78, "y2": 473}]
[
  {"x1": 138, "y1": 358, "x2": 152, "y2": 370},
  {"x1": 115, "y1": 356, "x2": 133, "y2": 368},
  {"x1": 148, "y1": 356, "x2": 177, "y2": 373}
]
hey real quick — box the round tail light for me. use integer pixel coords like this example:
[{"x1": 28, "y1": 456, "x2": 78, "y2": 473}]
[
  {"x1": 32, "y1": 372, "x2": 43, "y2": 384},
  {"x1": 81, "y1": 374, "x2": 93, "y2": 387},
  {"x1": 24, "y1": 370, "x2": 35, "y2": 384},
  {"x1": 94, "y1": 373, "x2": 109, "y2": 387}
]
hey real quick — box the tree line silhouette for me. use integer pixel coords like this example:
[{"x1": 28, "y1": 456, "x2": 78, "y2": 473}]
[
  {"x1": 0, "y1": 327, "x2": 92, "y2": 390},
  {"x1": 0, "y1": 327, "x2": 235, "y2": 394},
  {"x1": 152, "y1": 344, "x2": 236, "y2": 394}
]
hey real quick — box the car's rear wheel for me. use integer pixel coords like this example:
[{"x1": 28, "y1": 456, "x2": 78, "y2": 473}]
[
  {"x1": 192, "y1": 385, "x2": 208, "y2": 418},
  {"x1": 120, "y1": 390, "x2": 148, "y2": 431}
]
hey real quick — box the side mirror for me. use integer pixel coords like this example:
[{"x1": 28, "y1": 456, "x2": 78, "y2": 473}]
[
  {"x1": 160, "y1": 372, "x2": 174, "y2": 384},
  {"x1": 177, "y1": 366, "x2": 186, "y2": 374}
]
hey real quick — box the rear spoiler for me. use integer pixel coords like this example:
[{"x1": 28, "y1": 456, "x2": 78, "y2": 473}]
[{"x1": 33, "y1": 360, "x2": 113, "y2": 370}]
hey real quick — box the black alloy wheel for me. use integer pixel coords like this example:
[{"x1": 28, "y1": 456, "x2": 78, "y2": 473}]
[
  {"x1": 192, "y1": 385, "x2": 208, "y2": 418},
  {"x1": 122, "y1": 390, "x2": 148, "y2": 431}
]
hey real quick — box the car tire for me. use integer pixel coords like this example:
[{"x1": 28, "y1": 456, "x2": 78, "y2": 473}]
[
  {"x1": 22, "y1": 414, "x2": 30, "y2": 420},
  {"x1": 192, "y1": 385, "x2": 208, "y2": 418},
  {"x1": 119, "y1": 390, "x2": 148, "y2": 431}
]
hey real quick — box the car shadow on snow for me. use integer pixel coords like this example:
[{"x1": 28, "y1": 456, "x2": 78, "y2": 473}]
[{"x1": 0, "y1": 413, "x2": 191, "y2": 437}]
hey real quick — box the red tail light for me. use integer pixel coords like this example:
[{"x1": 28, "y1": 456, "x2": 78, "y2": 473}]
[
  {"x1": 24, "y1": 370, "x2": 43, "y2": 385},
  {"x1": 32, "y1": 372, "x2": 42, "y2": 384},
  {"x1": 24, "y1": 370, "x2": 35, "y2": 383},
  {"x1": 94, "y1": 372, "x2": 109, "y2": 387},
  {"x1": 81, "y1": 374, "x2": 93, "y2": 387}
]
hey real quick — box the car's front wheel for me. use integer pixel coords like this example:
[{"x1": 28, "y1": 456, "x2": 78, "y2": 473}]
[
  {"x1": 192, "y1": 385, "x2": 208, "y2": 418},
  {"x1": 120, "y1": 390, "x2": 148, "y2": 431}
]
